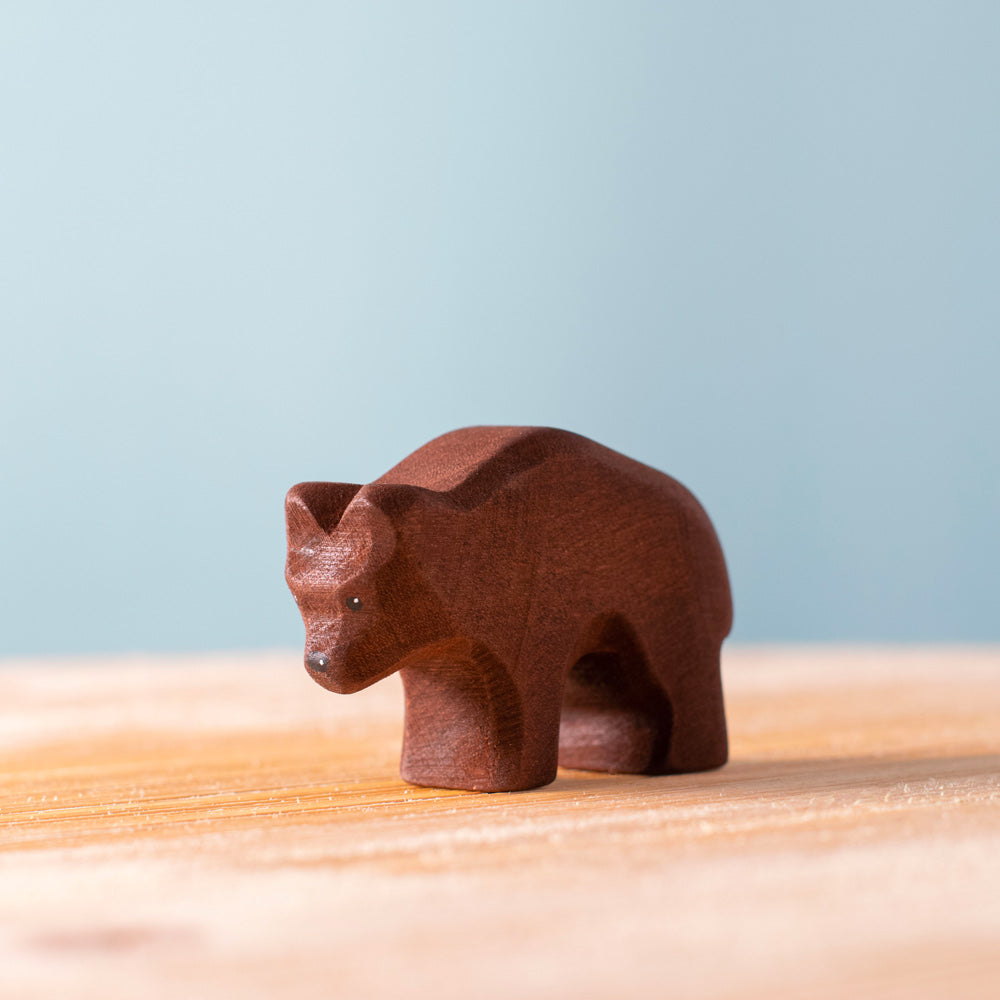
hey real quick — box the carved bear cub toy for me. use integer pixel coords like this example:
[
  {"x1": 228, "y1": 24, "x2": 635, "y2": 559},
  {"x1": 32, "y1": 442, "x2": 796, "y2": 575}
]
[{"x1": 285, "y1": 426, "x2": 731, "y2": 792}]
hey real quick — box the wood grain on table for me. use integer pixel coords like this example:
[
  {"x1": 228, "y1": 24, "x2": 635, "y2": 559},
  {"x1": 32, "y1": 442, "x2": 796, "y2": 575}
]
[{"x1": 1, "y1": 647, "x2": 998, "y2": 1000}]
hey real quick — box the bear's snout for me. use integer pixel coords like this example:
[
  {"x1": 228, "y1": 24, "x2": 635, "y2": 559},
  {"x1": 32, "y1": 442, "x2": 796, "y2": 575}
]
[{"x1": 306, "y1": 650, "x2": 330, "y2": 673}]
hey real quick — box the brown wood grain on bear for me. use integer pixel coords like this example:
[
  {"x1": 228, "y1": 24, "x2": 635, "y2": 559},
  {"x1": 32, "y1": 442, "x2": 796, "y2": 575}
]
[{"x1": 284, "y1": 426, "x2": 731, "y2": 792}]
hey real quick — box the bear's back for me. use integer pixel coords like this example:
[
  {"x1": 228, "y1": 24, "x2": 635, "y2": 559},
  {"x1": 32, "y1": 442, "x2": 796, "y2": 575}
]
[
  {"x1": 376, "y1": 427, "x2": 732, "y2": 648},
  {"x1": 375, "y1": 426, "x2": 660, "y2": 506}
]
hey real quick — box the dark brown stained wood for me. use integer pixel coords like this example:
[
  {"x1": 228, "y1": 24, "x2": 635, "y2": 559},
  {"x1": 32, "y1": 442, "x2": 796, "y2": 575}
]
[{"x1": 285, "y1": 426, "x2": 732, "y2": 791}]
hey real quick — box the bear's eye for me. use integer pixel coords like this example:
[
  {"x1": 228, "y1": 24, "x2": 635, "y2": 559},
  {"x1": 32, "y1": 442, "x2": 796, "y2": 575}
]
[{"x1": 346, "y1": 596, "x2": 363, "y2": 611}]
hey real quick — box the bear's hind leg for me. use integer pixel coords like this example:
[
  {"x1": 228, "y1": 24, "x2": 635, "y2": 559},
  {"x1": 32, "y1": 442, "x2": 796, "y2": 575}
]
[
  {"x1": 558, "y1": 651, "x2": 673, "y2": 774},
  {"x1": 647, "y1": 638, "x2": 727, "y2": 775}
]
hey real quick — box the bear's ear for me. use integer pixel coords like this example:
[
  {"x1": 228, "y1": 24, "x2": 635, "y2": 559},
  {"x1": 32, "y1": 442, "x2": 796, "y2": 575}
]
[{"x1": 285, "y1": 482, "x2": 363, "y2": 538}]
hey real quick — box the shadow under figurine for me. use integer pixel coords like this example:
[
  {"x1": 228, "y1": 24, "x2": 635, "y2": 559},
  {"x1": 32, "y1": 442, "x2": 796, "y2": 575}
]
[{"x1": 285, "y1": 426, "x2": 731, "y2": 793}]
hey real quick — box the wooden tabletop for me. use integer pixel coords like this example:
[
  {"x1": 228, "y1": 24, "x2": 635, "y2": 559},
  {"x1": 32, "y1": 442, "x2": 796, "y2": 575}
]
[{"x1": 1, "y1": 647, "x2": 998, "y2": 999}]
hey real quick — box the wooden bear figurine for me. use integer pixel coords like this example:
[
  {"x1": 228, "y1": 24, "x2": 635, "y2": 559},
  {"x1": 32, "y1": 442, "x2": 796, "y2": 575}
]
[{"x1": 285, "y1": 426, "x2": 731, "y2": 792}]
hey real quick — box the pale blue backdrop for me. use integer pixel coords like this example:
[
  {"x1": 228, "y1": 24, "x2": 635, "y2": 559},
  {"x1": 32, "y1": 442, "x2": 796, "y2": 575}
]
[{"x1": 2, "y1": 2, "x2": 998, "y2": 655}]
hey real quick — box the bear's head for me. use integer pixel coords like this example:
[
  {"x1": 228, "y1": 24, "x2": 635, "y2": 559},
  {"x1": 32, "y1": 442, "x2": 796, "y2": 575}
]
[{"x1": 285, "y1": 482, "x2": 451, "y2": 693}]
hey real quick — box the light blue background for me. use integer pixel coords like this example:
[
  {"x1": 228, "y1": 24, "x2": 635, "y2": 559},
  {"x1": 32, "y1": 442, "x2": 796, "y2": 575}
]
[{"x1": 2, "y1": 2, "x2": 998, "y2": 655}]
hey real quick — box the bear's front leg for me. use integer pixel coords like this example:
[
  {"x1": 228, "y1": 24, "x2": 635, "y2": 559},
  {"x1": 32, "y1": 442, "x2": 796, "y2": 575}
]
[{"x1": 398, "y1": 641, "x2": 557, "y2": 792}]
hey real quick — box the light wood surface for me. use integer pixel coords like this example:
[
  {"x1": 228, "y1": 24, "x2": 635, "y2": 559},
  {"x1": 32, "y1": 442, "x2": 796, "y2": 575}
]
[{"x1": 1, "y1": 647, "x2": 998, "y2": 999}]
